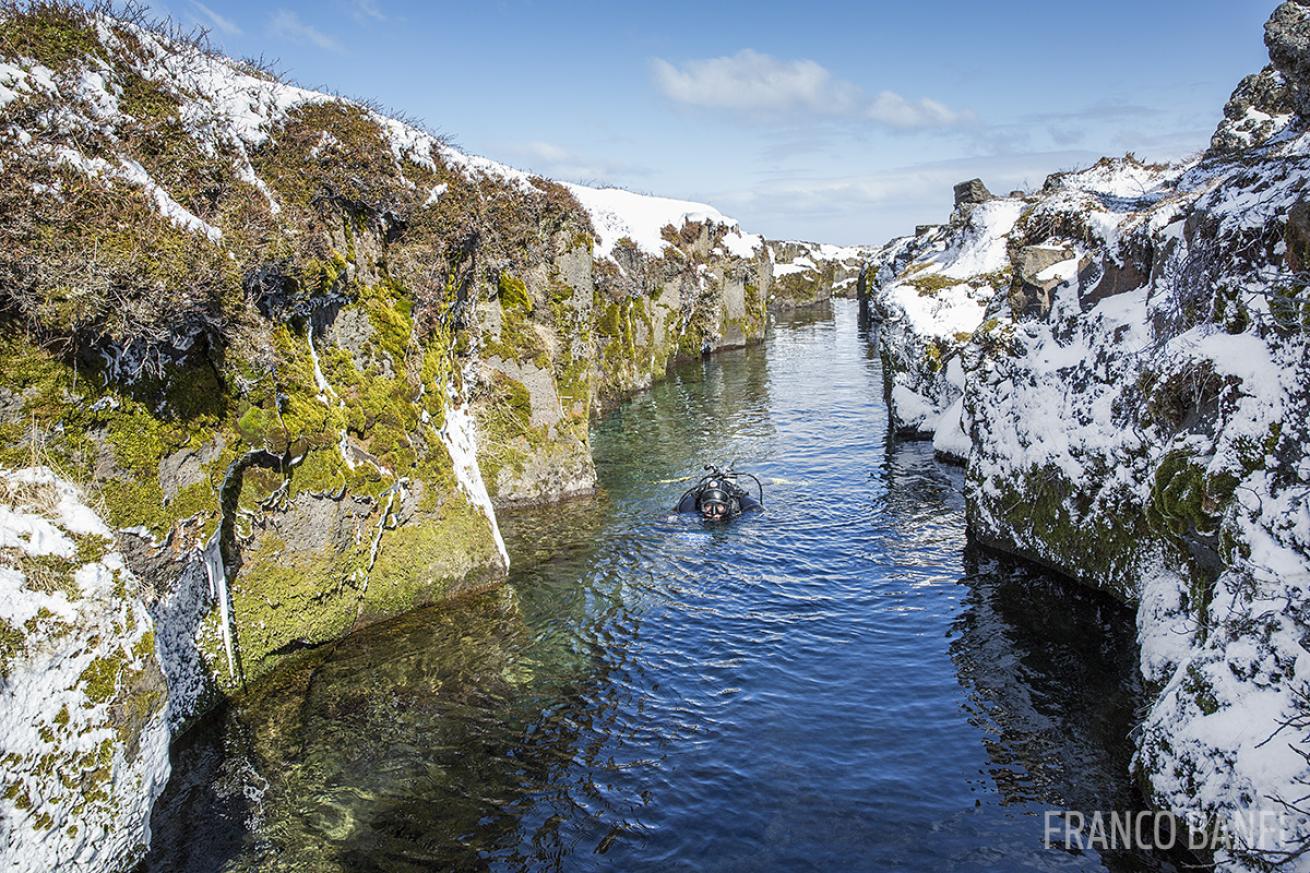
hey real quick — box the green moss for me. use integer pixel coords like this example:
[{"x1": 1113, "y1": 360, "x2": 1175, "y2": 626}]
[
  {"x1": 483, "y1": 272, "x2": 547, "y2": 366},
  {"x1": 361, "y1": 495, "x2": 500, "y2": 620},
  {"x1": 221, "y1": 538, "x2": 362, "y2": 685},
  {"x1": 78, "y1": 655, "x2": 120, "y2": 705},
  {"x1": 1210, "y1": 285, "x2": 1249, "y2": 334},
  {"x1": 924, "y1": 340, "x2": 944, "y2": 373},
  {"x1": 1147, "y1": 450, "x2": 1236, "y2": 540},
  {"x1": 1145, "y1": 450, "x2": 1243, "y2": 637},
  {"x1": 0, "y1": 618, "x2": 24, "y2": 679},
  {"x1": 1183, "y1": 663, "x2": 1220, "y2": 715},
  {"x1": 0, "y1": 4, "x2": 103, "y2": 71},
  {"x1": 1269, "y1": 284, "x2": 1310, "y2": 333},
  {"x1": 301, "y1": 251, "x2": 350, "y2": 297},
  {"x1": 497, "y1": 271, "x2": 533, "y2": 312},
  {"x1": 73, "y1": 533, "x2": 112, "y2": 566},
  {"x1": 474, "y1": 371, "x2": 538, "y2": 496},
  {"x1": 132, "y1": 630, "x2": 156, "y2": 661},
  {"x1": 978, "y1": 267, "x2": 1014, "y2": 289},
  {"x1": 976, "y1": 465, "x2": 1146, "y2": 599},
  {"x1": 904, "y1": 273, "x2": 960, "y2": 297},
  {"x1": 569, "y1": 231, "x2": 594, "y2": 252},
  {"x1": 14, "y1": 552, "x2": 79, "y2": 599}
]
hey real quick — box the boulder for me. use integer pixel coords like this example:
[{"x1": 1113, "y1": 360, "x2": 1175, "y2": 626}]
[
  {"x1": 953, "y1": 178, "x2": 994, "y2": 208},
  {"x1": 1266, "y1": 0, "x2": 1310, "y2": 115},
  {"x1": 1011, "y1": 244, "x2": 1075, "y2": 319},
  {"x1": 1015, "y1": 244, "x2": 1074, "y2": 285}
]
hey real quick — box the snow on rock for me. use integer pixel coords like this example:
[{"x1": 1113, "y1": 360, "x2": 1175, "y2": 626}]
[
  {"x1": 930, "y1": 395, "x2": 970, "y2": 462},
  {"x1": 766, "y1": 239, "x2": 873, "y2": 308},
  {"x1": 563, "y1": 183, "x2": 742, "y2": 259},
  {"x1": 440, "y1": 398, "x2": 509, "y2": 571},
  {"x1": 868, "y1": 7, "x2": 1310, "y2": 867},
  {"x1": 869, "y1": 197, "x2": 1023, "y2": 437},
  {"x1": 0, "y1": 469, "x2": 170, "y2": 873}
]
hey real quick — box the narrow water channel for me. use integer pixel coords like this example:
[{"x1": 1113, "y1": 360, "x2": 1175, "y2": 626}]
[{"x1": 145, "y1": 301, "x2": 1166, "y2": 872}]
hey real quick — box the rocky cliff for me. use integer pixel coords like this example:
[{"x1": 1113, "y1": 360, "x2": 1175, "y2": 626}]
[
  {"x1": 765, "y1": 239, "x2": 871, "y2": 309},
  {"x1": 0, "y1": 4, "x2": 781, "y2": 866},
  {"x1": 868, "y1": 4, "x2": 1310, "y2": 867}
]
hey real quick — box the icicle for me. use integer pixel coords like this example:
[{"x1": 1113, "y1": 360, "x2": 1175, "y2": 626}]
[
  {"x1": 201, "y1": 532, "x2": 238, "y2": 680},
  {"x1": 306, "y1": 322, "x2": 337, "y2": 401},
  {"x1": 439, "y1": 399, "x2": 509, "y2": 569}
]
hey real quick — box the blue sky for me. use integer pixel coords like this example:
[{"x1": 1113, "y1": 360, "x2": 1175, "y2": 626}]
[{"x1": 149, "y1": 0, "x2": 1275, "y2": 244}]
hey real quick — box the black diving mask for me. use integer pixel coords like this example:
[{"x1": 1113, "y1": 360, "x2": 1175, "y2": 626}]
[{"x1": 699, "y1": 486, "x2": 730, "y2": 520}]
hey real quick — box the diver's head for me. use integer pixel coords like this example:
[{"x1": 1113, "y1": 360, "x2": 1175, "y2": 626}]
[{"x1": 698, "y1": 486, "x2": 729, "y2": 521}]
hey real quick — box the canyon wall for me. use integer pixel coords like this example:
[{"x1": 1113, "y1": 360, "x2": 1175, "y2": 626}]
[
  {"x1": 0, "y1": 6, "x2": 798, "y2": 866},
  {"x1": 867, "y1": 4, "x2": 1310, "y2": 867},
  {"x1": 765, "y1": 240, "x2": 871, "y2": 308}
]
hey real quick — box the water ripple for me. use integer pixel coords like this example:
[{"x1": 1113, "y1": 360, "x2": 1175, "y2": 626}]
[{"x1": 144, "y1": 302, "x2": 1174, "y2": 873}]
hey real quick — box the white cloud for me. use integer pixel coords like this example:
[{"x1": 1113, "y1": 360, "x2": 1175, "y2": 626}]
[
  {"x1": 651, "y1": 49, "x2": 968, "y2": 130},
  {"x1": 269, "y1": 9, "x2": 340, "y2": 51},
  {"x1": 651, "y1": 49, "x2": 857, "y2": 114},
  {"x1": 867, "y1": 91, "x2": 970, "y2": 129},
  {"x1": 190, "y1": 0, "x2": 240, "y2": 35},
  {"x1": 525, "y1": 141, "x2": 570, "y2": 162},
  {"x1": 351, "y1": 0, "x2": 386, "y2": 22}
]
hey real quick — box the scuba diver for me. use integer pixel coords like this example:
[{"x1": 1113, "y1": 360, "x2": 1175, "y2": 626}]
[{"x1": 674, "y1": 464, "x2": 764, "y2": 522}]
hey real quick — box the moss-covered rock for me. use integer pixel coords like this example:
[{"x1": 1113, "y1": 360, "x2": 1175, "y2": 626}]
[{"x1": 0, "y1": 468, "x2": 170, "y2": 873}]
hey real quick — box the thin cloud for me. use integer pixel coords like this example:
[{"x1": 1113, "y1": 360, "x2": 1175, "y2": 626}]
[
  {"x1": 867, "y1": 91, "x2": 970, "y2": 128},
  {"x1": 651, "y1": 49, "x2": 969, "y2": 130},
  {"x1": 269, "y1": 9, "x2": 340, "y2": 51},
  {"x1": 190, "y1": 0, "x2": 240, "y2": 35},
  {"x1": 351, "y1": 0, "x2": 386, "y2": 22},
  {"x1": 510, "y1": 140, "x2": 651, "y2": 185}
]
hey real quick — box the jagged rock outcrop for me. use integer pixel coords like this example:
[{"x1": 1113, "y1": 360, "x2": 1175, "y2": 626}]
[
  {"x1": 864, "y1": 190, "x2": 1022, "y2": 456},
  {"x1": 867, "y1": 4, "x2": 1310, "y2": 868},
  {"x1": 1267, "y1": 0, "x2": 1310, "y2": 115},
  {"x1": 765, "y1": 240, "x2": 871, "y2": 308},
  {"x1": 0, "y1": 6, "x2": 795, "y2": 866},
  {"x1": 566, "y1": 185, "x2": 773, "y2": 411},
  {"x1": 1210, "y1": 66, "x2": 1294, "y2": 154}
]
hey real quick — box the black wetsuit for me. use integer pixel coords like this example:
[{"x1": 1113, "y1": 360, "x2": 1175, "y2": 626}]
[{"x1": 674, "y1": 474, "x2": 763, "y2": 518}]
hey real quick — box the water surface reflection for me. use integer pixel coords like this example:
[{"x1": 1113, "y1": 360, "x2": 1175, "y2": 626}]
[{"x1": 145, "y1": 302, "x2": 1171, "y2": 871}]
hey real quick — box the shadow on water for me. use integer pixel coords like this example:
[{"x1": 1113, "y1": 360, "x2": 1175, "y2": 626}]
[{"x1": 144, "y1": 302, "x2": 1178, "y2": 872}]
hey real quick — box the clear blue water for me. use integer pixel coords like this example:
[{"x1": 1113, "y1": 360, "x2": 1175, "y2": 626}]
[{"x1": 145, "y1": 301, "x2": 1171, "y2": 872}]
